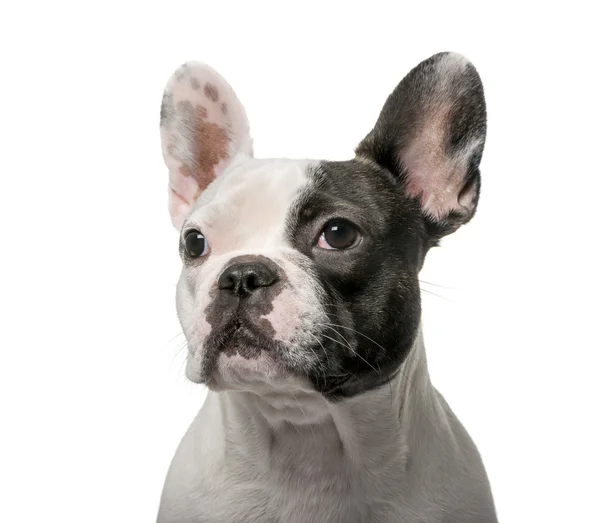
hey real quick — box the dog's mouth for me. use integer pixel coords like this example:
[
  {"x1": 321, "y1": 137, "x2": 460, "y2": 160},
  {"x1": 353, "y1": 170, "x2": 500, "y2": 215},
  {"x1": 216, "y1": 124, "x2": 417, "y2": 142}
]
[
  {"x1": 195, "y1": 313, "x2": 286, "y2": 382},
  {"x1": 218, "y1": 315, "x2": 275, "y2": 353}
]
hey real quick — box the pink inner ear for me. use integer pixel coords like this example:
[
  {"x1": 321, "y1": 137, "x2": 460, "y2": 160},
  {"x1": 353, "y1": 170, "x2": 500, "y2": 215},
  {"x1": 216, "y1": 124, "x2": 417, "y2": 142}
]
[
  {"x1": 401, "y1": 105, "x2": 482, "y2": 219},
  {"x1": 403, "y1": 155, "x2": 474, "y2": 220}
]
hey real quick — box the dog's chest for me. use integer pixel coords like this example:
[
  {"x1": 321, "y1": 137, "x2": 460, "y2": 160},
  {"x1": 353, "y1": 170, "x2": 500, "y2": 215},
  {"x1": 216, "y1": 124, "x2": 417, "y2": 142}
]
[
  {"x1": 196, "y1": 456, "x2": 404, "y2": 523},
  {"x1": 169, "y1": 416, "x2": 408, "y2": 523}
]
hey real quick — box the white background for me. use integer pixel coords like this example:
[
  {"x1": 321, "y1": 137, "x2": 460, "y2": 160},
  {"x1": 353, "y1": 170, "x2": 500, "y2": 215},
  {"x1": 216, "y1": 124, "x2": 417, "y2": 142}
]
[{"x1": 1, "y1": 1, "x2": 599, "y2": 522}]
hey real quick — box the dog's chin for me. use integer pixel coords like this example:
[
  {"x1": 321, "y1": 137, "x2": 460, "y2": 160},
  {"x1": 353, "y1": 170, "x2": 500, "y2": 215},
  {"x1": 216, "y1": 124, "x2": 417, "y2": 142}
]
[
  {"x1": 185, "y1": 324, "x2": 311, "y2": 392},
  {"x1": 211, "y1": 351, "x2": 307, "y2": 392}
]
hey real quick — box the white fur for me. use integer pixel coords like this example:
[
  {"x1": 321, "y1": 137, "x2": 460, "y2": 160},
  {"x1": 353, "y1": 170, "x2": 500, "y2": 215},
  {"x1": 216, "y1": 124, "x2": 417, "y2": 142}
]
[
  {"x1": 157, "y1": 330, "x2": 494, "y2": 523},
  {"x1": 176, "y1": 157, "x2": 327, "y2": 384},
  {"x1": 157, "y1": 334, "x2": 423, "y2": 523}
]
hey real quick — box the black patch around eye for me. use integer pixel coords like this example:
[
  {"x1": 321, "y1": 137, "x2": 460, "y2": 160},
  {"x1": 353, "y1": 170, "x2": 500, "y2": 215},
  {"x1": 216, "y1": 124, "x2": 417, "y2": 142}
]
[
  {"x1": 284, "y1": 160, "x2": 428, "y2": 399},
  {"x1": 184, "y1": 230, "x2": 206, "y2": 258},
  {"x1": 323, "y1": 220, "x2": 358, "y2": 250}
]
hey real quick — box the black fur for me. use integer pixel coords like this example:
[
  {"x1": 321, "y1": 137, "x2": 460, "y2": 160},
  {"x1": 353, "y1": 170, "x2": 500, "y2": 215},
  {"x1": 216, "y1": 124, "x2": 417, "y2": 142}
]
[
  {"x1": 356, "y1": 52, "x2": 487, "y2": 240},
  {"x1": 286, "y1": 160, "x2": 425, "y2": 399},
  {"x1": 286, "y1": 52, "x2": 487, "y2": 399}
]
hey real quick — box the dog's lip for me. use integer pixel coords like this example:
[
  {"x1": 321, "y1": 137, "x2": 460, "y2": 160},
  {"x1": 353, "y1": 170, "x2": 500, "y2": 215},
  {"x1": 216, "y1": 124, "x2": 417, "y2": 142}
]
[
  {"x1": 207, "y1": 315, "x2": 276, "y2": 352},
  {"x1": 229, "y1": 316, "x2": 266, "y2": 340}
]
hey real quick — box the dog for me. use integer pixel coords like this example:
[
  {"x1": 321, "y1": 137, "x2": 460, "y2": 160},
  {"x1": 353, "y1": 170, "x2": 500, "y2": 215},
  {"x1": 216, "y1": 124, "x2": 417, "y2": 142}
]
[{"x1": 156, "y1": 52, "x2": 497, "y2": 523}]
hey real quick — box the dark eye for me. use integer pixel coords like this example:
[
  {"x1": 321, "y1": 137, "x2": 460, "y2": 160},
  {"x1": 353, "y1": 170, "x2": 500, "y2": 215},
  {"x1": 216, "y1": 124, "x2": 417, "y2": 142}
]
[
  {"x1": 184, "y1": 230, "x2": 210, "y2": 258},
  {"x1": 317, "y1": 220, "x2": 359, "y2": 250}
]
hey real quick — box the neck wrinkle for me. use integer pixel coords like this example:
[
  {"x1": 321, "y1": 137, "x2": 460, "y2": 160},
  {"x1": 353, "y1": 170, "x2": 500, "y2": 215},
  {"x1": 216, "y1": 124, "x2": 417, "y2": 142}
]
[
  {"x1": 328, "y1": 326, "x2": 432, "y2": 464},
  {"x1": 219, "y1": 326, "x2": 433, "y2": 467}
]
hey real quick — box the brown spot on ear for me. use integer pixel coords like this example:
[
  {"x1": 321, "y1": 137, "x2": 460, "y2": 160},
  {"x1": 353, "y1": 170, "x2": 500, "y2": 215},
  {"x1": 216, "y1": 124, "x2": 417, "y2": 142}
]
[
  {"x1": 220, "y1": 103, "x2": 228, "y2": 115},
  {"x1": 179, "y1": 164, "x2": 193, "y2": 178},
  {"x1": 178, "y1": 104, "x2": 230, "y2": 192},
  {"x1": 204, "y1": 83, "x2": 219, "y2": 102},
  {"x1": 190, "y1": 76, "x2": 200, "y2": 90},
  {"x1": 195, "y1": 121, "x2": 229, "y2": 181},
  {"x1": 196, "y1": 104, "x2": 208, "y2": 119}
]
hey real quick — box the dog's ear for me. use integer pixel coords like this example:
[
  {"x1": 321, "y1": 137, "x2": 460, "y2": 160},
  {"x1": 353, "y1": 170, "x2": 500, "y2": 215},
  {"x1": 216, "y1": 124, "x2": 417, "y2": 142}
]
[
  {"x1": 356, "y1": 52, "x2": 486, "y2": 239},
  {"x1": 160, "y1": 62, "x2": 253, "y2": 229}
]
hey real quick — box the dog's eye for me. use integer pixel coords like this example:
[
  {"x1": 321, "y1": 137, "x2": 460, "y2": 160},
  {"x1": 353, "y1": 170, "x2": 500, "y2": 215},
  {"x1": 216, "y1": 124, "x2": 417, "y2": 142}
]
[
  {"x1": 317, "y1": 220, "x2": 359, "y2": 250},
  {"x1": 184, "y1": 230, "x2": 210, "y2": 258}
]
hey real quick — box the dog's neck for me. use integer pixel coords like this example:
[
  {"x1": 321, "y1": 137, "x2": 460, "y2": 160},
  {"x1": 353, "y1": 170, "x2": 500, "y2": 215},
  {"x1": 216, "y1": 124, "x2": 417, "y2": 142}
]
[{"x1": 214, "y1": 328, "x2": 436, "y2": 473}]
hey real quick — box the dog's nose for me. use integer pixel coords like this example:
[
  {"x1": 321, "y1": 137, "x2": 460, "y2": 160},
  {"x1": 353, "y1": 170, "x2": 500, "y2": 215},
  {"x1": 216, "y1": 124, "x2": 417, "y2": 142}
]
[{"x1": 218, "y1": 261, "x2": 279, "y2": 296}]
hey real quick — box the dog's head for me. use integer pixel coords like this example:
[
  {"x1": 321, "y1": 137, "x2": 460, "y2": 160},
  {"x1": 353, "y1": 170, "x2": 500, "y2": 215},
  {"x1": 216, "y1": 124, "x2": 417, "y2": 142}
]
[{"x1": 160, "y1": 53, "x2": 486, "y2": 400}]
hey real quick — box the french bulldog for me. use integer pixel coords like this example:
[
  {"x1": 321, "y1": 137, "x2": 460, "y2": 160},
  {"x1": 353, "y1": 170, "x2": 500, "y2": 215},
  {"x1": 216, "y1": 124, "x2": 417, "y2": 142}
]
[{"x1": 157, "y1": 52, "x2": 497, "y2": 523}]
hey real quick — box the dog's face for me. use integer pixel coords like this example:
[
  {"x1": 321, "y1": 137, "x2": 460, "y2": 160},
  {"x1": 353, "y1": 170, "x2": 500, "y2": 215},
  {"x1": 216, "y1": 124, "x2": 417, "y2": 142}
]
[{"x1": 160, "y1": 53, "x2": 486, "y2": 400}]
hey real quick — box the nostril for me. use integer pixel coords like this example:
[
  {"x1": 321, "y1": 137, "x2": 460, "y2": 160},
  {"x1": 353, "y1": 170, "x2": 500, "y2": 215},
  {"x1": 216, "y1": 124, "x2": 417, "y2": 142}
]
[
  {"x1": 218, "y1": 274, "x2": 236, "y2": 291},
  {"x1": 245, "y1": 273, "x2": 258, "y2": 290},
  {"x1": 218, "y1": 260, "x2": 279, "y2": 296}
]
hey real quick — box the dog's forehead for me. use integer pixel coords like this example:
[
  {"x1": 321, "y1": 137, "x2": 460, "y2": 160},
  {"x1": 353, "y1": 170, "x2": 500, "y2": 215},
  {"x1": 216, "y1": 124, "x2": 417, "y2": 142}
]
[{"x1": 188, "y1": 157, "x2": 316, "y2": 249}]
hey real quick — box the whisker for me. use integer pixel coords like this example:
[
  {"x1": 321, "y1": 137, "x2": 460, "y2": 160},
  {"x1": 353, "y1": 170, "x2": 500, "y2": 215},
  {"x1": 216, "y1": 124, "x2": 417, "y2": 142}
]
[
  {"x1": 323, "y1": 324, "x2": 353, "y2": 350},
  {"x1": 319, "y1": 330, "x2": 381, "y2": 376},
  {"x1": 168, "y1": 331, "x2": 186, "y2": 343},
  {"x1": 306, "y1": 332, "x2": 330, "y2": 386},
  {"x1": 171, "y1": 340, "x2": 189, "y2": 372},
  {"x1": 418, "y1": 279, "x2": 454, "y2": 290},
  {"x1": 320, "y1": 323, "x2": 413, "y2": 387},
  {"x1": 420, "y1": 287, "x2": 455, "y2": 303},
  {"x1": 319, "y1": 331, "x2": 353, "y2": 353},
  {"x1": 319, "y1": 322, "x2": 387, "y2": 352},
  {"x1": 308, "y1": 331, "x2": 331, "y2": 368},
  {"x1": 320, "y1": 324, "x2": 385, "y2": 379},
  {"x1": 321, "y1": 303, "x2": 350, "y2": 308}
]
